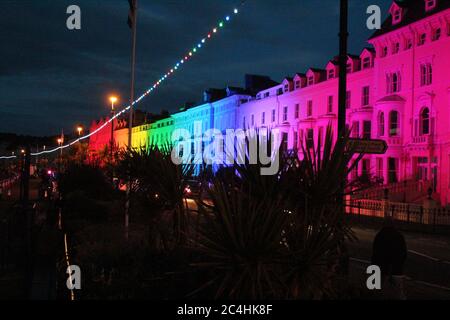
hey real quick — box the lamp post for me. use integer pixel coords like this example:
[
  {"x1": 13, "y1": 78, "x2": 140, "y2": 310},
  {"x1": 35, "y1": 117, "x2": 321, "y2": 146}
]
[
  {"x1": 109, "y1": 96, "x2": 118, "y2": 165},
  {"x1": 77, "y1": 126, "x2": 83, "y2": 137}
]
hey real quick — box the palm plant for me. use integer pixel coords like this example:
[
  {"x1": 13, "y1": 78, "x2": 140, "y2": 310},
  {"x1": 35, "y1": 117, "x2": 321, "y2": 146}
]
[
  {"x1": 117, "y1": 144, "x2": 194, "y2": 247},
  {"x1": 191, "y1": 124, "x2": 364, "y2": 299}
]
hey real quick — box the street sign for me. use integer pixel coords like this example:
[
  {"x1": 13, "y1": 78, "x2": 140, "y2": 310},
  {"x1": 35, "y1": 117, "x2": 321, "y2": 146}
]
[{"x1": 348, "y1": 139, "x2": 388, "y2": 155}]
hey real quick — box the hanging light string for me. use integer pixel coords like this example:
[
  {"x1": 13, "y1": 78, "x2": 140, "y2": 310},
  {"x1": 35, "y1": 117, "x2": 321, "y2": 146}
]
[{"x1": 0, "y1": 4, "x2": 244, "y2": 160}]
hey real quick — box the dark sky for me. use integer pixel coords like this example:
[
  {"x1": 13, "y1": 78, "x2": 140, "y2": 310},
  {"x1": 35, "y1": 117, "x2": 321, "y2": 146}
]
[{"x1": 0, "y1": 0, "x2": 391, "y2": 136}]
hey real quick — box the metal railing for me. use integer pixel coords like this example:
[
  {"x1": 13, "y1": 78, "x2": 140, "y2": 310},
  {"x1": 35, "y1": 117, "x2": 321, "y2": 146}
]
[{"x1": 346, "y1": 198, "x2": 450, "y2": 230}]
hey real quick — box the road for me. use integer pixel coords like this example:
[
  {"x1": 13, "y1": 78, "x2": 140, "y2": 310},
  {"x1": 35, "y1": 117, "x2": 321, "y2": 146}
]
[{"x1": 348, "y1": 225, "x2": 450, "y2": 299}]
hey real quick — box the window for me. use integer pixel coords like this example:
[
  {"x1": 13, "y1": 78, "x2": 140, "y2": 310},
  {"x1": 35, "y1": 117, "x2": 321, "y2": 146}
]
[
  {"x1": 405, "y1": 38, "x2": 413, "y2": 50},
  {"x1": 281, "y1": 133, "x2": 288, "y2": 153},
  {"x1": 264, "y1": 92, "x2": 270, "y2": 98},
  {"x1": 377, "y1": 158, "x2": 384, "y2": 180},
  {"x1": 284, "y1": 84, "x2": 289, "y2": 92},
  {"x1": 251, "y1": 114, "x2": 255, "y2": 126},
  {"x1": 418, "y1": 33, "x2": 426, "y2": 46},
  {"x1": 272, "y1": 109, "x2": 276, "y2": 122},
  {"x1": 363, "y1": 121, "x2": 372, "y2": 139},
  {"x1": 393, "y1": 9, "x2": 401, "y2": 24},
  {"x1": 307, "y1": 101, "x2": 313, "y2": 117},
  {"x1": 295, "y1": 104, "x2": 299, "y2": 119},
  {"x1": 381, "y1": 46, "x2": 388, "y2": 57},
  {"x1": 378, "y1": 112, "x2": 385, "y2": 137},
  {"x1": 277, "y1": 88, "x2": 283, "y2": 95},
  {"x1": 308, "y1": 76, "x2": 314, "y2": 86},
  {"x1": 393, "y1": 42, "x2": 400, "y2": 54},
  {"x1": 306, "y1": 129, "x2": 314, "y2": 148},
  {"x1": 362, "y1": 86, "x2": 370, "y2": 106},
  {"x1": 387, "y1": 72, "x2": 401, "y2": 94},
  {"x1": 362, "y1": 159, "x2": 371, "y2": 177},
  {"x1": 421, "y1": 107, "x2": 430, "y2": 135},
  {"x1": 362, "y1": 57, "x2": 371, "y2": 69},
  {"x1": 389, "y1": 111, "x2": 399, "y2": 136},
  {"x1": 425, "y1": 0, "x2": 437, "y2": 11},
  {"x1": 243, "y1": 117, "x2": 246, "y2": 128},
  {"x1": 352, "y1": 121, "x2": 360, "y2": 138},
  {"x1": 318, "y1": 127, "x2": 324, "y2": 146},
  {"x1": 388, "y1": 158, "x2": 399, "y2": 183},
  {"x1": 328, "y1": 69, "x2": 335, "y2": 79},
  {"x1": 295, "y1": 80, "x2": 301, "y2": 89},
  {"x1": 283, "y1": 107, "x2": 288, "y2": 122},
  {"x1": 327, "y1": 96, "x2": 333, "y2": 113},
  {"x1": 420, "y1": 63, "x2": 433, "y2": 86},
  {"x1": 345, "y1": 91, "x2": 351, "y2": 109},
  {"x1": 346, "y1": 63, "x2": 352, "y2": 74},
  {"x1": 432, "y1": 28, "x2": 441, "y2": 41},
  {"x1": 261, "y1": 112, "x2": 265, "y2": 125},
  {"x1": 293, "y1": 131, "x2": 298, "y2": 150}
]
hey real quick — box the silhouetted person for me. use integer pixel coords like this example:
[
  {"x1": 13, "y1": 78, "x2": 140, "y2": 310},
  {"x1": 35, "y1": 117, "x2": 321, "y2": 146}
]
[{"x1": 371, "y1": 217, "x2": 407, "y2": 299}]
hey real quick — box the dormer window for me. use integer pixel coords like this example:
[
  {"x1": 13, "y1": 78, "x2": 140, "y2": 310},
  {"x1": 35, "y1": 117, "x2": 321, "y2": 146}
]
[
  {"x1": 307, "y1": 76, "x2": 314, "y2": 86},
  {"x1": 432, "y1": 28, "x2": 441, "y2": 41},
  {"x1": 405, "y1": 38, "x2": 413, "y2": 50},
  {"x1": 393, "y1": 42, "x2": 400, "y2": 54},
  {"x1": 295, "y1": 80, "x2": 301, "y2": 89},
  {"x1": 418, "y1": 33, "x2": 426, "y2": 46},
  {"x1": 284, "y1": 84, "x2": 289, "y2": 92},
  {"x1": 362, "y1": 57, "x2": 371, "y2": 69},
  {"x1": 346, "y1": 63, "x2": 352, "y2": 74},
  {"x1": 425, "y1": 0, "x2": 437, "y2": 11},
  {"x1": 392, "y1": 9, "x2": 402, "y2": 24},
  {"x1": 328, "y1": 69, "x2": 335, "y2": 79},
  {"x1": 380, "y1": 46, "x2": 388, "y2": 57}
]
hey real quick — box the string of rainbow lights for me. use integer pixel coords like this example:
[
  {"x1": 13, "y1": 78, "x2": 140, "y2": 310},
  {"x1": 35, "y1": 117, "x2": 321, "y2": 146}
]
[{"x1": 0, "y1": 4, "x2": 243, "y2": 160}]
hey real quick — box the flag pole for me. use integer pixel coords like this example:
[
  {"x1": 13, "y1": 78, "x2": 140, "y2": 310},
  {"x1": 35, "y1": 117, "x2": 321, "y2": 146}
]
[{"x1": 125, "y1": 0, "x2": 138, "y2": 240}]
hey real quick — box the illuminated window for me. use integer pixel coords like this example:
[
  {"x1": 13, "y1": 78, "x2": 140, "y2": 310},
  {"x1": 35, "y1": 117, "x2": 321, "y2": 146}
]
[{"x1": 389, "y1": 111, "x2": 399, "y2": 136}]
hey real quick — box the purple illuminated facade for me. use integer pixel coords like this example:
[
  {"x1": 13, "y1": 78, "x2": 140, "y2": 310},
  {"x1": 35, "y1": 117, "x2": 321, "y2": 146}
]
[{"x1": 89, "y1": 0, "x2": 450, "y2": 204}]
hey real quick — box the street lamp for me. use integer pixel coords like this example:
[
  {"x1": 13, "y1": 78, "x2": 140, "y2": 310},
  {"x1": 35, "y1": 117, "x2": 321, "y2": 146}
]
[
  {"x1": 109, "y1": 96, "x2": 118, "y2": 164},
  {"x1": 77, "y1": 126, "x2": 83, "y2": 137}
]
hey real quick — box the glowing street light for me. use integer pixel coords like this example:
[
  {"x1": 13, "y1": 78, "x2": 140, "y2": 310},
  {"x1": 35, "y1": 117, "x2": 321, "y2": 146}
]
[{"x1": 77, "y1": 126, "x2": 83, "y2": 137}]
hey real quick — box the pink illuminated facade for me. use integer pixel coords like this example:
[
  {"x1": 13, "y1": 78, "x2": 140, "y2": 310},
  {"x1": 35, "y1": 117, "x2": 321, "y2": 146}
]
[{"x1": 238, "y1": 0, "x2": 450, "y2": 204}]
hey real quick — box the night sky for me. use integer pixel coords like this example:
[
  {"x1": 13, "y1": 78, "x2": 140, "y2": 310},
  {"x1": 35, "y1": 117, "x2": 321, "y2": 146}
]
[{"x1": 0, "y1": 0, "x2": 391, "y2": 136}]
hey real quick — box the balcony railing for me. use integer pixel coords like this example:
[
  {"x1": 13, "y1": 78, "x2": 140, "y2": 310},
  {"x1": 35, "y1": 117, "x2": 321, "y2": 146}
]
[{"x1": 412, "y1": 135, "x2": 433, "y2": 144}]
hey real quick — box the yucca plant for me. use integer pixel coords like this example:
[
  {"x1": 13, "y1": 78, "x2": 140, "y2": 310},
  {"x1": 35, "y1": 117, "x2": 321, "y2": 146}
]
[
  {"x1": 191, "y1": 124, "x2": 364, "y2": 299},
  {"x1": 117, "y1": 144, "x2": 194, "y2": 247}
]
